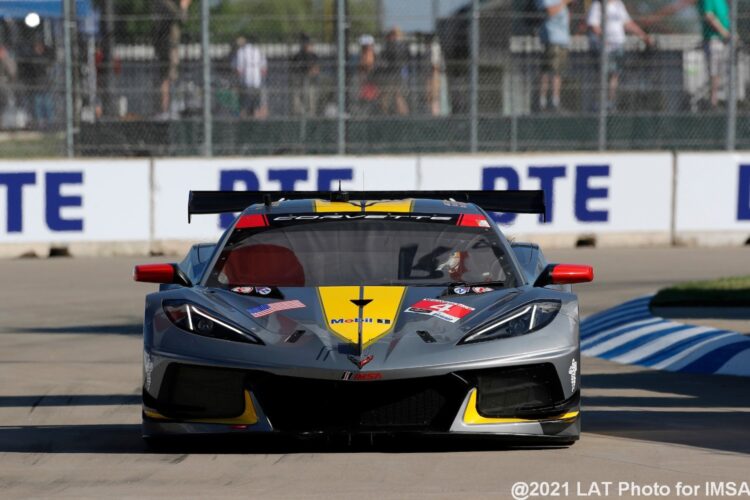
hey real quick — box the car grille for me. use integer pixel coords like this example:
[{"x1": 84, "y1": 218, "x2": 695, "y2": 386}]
[
  {"x1": 248, "y1": 372, "x2": 470, "y2": 432},
  {"x1": 147, "y1": 362, "x2": 572, "y2": 429}
]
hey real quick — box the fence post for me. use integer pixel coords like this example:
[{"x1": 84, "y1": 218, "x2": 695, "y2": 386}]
[
  {"x1": 509, "y1": 9, "x2": 517, "y2": 152},
  {"x1": 469, "y1": 0, "x2": 479, "y2": 153},
  {"x1": 336, "y1": 0, "x2": 346, "y2": 155},
  {"x1": 726, "y1": 0, "x2": 737, "y2": 151},
  {"x1": 63, "y1": 0, "x2": 74, "y2": 157},
  {"x1": 510, "y1": 57, "x2": 518, "y2": 152},
  {"x1": 101, "y1": 0, "x2": 115, "y2": 117},
  {"x1": 597, "y1": 0, "x2": 608, "y2": 151},
  {"x1": 201, "y1": 0, "x2": 213, "y2": 157}
]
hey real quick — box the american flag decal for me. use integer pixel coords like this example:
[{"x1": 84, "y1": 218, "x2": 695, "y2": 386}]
[{"x1": 248, "y1": 300, "x2": 306, "y2": 318}]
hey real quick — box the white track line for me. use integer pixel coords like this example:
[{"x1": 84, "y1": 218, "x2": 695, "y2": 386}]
[
  {"x1": 583, "y1": 321, "x2": 681, "y2": 357},
  {"x1": 609, "y1": 326, "x2": 714, "y2": 364},
  {"x1": 581, "y1": 317, "x2": 663, "y2": 350},
  {"x1": 652, "y1": 333, "x2": 739, "y2": 370}
]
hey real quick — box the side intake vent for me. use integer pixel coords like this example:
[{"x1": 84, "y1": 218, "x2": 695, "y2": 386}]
[
  {"x1": 152, "y1": 364, "x2": 246, "y2": 419},
  {"x1": 462, "y1": 363, "x2": 567, "y2": 419}
]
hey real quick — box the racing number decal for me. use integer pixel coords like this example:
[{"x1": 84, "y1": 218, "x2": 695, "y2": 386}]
[{"x1": 405, "y1": 298, "x2": 475, "y2": 323}]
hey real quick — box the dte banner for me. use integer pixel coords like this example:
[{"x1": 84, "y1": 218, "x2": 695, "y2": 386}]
[
  {"x1": 151, "y1": 153, "x2": 672, "y2": 240},
  {"x1": 3, "y1": 152, "x2": 743, "y2": 247},
  {"x1": 676, "y1": 153, "x2": 750, "y2": 233},
  {"x1": 418, "y1": 154, "x2": 673, "y2": 234},
  {"x1": 0, "y1": 160, "x2": 150, "y2": 243},
  {"x1": 152, "y1": 157, "x2": 417, "y2": 240}
]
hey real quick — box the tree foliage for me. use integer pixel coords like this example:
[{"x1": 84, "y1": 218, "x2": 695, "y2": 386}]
[
  {"x1": 210, "y1": 0, "x2": 378, "y2": 43},
  {"x1": 98, "y1": 0, "x2": 378, "y2": 45}
]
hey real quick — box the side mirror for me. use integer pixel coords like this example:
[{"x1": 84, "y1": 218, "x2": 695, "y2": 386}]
[
  {"x1": 133, "y1": 263, "x2": 191, "y2": 287},
  {"x1": 534, "y1": 263, "x2": 594, "y2": 287}
]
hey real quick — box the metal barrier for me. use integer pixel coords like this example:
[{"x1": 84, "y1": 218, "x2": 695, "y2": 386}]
[{"x1": 0, "y1": 0, "x2": 747, "y2": 157}]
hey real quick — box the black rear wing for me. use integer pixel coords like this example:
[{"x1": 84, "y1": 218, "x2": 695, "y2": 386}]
[{"x1": 188, "y1": 190, "x2": 546, "y2": 222}]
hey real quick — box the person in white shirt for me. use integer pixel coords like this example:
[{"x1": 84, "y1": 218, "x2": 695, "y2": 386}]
[
  {"x1": 587, "y1": 0, "x2": 652, "y2": 108},
  {"x1": 232, "y1": 36, "x2": 268, "y2": 118}
]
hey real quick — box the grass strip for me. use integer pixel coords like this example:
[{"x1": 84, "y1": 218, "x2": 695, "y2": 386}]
[{"x1": 651, "y1": 276, "x2": 750, "y2": 308}]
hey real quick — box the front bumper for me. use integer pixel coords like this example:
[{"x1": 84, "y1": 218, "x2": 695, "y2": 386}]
[{"x1": 142, "y1": 359, "x2": 580, "y2": 440}]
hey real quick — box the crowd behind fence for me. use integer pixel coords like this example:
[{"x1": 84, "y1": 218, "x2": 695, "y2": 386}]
[{"x1": 0, "y1": 0, "x2": 748, "y2": 157}]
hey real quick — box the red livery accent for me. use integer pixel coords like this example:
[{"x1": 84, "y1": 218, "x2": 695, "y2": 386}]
[
  {"x1": 352, "y1": 372, "x2": 382, "y2": 381},
  {"x1": 457, "y1": 213, "x2": 491, "y2": 228},
  {"x1": 133, "y1": 263, "x2": 175, "y2": 283},
  {"x1": 550, "y1": 264, "x2": 594, "y2": 284},
  {"x1": 235, "y1": 214, "x2": 269, "y2": 229}
]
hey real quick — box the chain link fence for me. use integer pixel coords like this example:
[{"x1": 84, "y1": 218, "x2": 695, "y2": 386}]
[{"x1": 0, "y1": 0, "x2": 747, "y2": 157}]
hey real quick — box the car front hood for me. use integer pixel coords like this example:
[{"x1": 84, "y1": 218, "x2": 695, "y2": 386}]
[
  {"x1": 153, "y1": 282, "x2": 578, "y2": 375},
  {"x1": 200, "y1": 284, "x2": 525, "y2": 354}
]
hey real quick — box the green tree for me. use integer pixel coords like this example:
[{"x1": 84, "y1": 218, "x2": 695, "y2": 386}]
[
  {"x1": 209, "y1": 0, "x2": 378, "y2": 43},
  {"x1": 96, "y1": 0, "x2": 378, "y2": 45}
]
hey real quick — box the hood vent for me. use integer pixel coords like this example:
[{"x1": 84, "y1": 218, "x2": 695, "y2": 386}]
[
  {"x1": 285, "y1": 330, "x2": 306, "y2": 343},
  {"x1": 417, "y1": 330, "x2": 437, "y2": 343}
]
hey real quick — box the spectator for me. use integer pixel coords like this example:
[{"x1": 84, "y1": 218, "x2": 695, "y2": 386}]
[
  {"x1": 0, "y1": 44, "x2": 17, "y2": 123},
  {"x1": 152, "y1": 0, "x2": 191, "y2": 120},
  {"x1": 633, "y1": 0, "x2": 730, "y2": 108},
  {"x1": 378, "y1": 27, "x2": 409, "y2": 116},
  {"x1": 19, "y1": 40, "x2": 53, "y2": 128},
  {"x1": 95, "y1": 43, "x2": 122, "y2": 119},
  {"x1": 290, "y1": 33, "x2": 319, "y2": 117},
  {"x1": 353, "y1": 34, "x2": 379, "y2": 116},
  {"x1": 698, "y1": 0, "x2": 730, "y2": 108},
  {"x1": 535, "y1": 0, "x2": 576, "y2": 112},
  {"x1": 233, "y1": 36, "x2": 268, "y2": 119},
  {"x1": 426, "y1": 35, "x2": 449, "y2": 116},
  {"x1": 587, "y1": 0, "x2": 652, "y2": 109}
]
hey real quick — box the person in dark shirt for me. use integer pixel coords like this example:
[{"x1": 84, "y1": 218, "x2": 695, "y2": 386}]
[
  {"x1": 290, "y1": 33, "x2": 320, "y2": 116},
  {"x1": 152, "y1": 0, "x2": 191, "y2": 119},
  {"x1": 0, "y1": 44, "x2": 17, "y2": 120},
  {"x1": 353, "y1": 34, "x2": 379, "y2": 116},
  {"x1": 378, "y1": 27, "x2": 409, "y2": 115},
  {"x1": 20, "y1": 40, "x2": 54, "y2": 128}
]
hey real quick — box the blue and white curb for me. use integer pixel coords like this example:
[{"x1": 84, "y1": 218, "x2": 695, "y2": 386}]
[{"x1": 580, "y1": 296, "x2": 750, "y2": 377}]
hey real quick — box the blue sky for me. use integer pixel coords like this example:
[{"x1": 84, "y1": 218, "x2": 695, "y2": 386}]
[{"x1": 381, "y1": 0, "x2": 469, "y2": 33}]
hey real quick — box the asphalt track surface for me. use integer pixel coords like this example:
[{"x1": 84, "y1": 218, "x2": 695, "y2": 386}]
[{"x1": 1, "y1": 247, "x2": 749, "y2": 499}]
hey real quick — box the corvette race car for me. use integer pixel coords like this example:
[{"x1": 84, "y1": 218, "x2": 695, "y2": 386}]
[{"x1": 134, "y1": 190, "x2": 593, "y2": 444}]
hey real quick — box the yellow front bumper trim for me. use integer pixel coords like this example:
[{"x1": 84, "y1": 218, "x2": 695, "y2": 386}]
[
  {"x1": 463, "y1": 389, "x2": 579, "y2": 425},
  {"x1": 143, "y1": 390, "x2": 259, "y2": 426}
]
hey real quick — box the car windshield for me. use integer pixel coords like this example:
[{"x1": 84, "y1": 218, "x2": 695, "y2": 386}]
[{"x1": 205, "y1": 217, "x2": 519, "y2": 288}]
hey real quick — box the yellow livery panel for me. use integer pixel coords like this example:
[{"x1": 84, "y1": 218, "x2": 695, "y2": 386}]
[{"x1": 318, "y1": 286, "x2": 406, "y2": 347}]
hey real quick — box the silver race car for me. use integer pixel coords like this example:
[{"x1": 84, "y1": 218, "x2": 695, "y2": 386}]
[{"x1": 134, "y1": 190, "x2": 593, "y2": 445}]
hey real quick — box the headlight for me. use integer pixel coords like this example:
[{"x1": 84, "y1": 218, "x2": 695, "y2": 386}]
[
  {"x1": 163, "y1": 300, "x2": 264, "y2": 345},
  {"x1": 458, "y1": 300, "x2": 561, "y2": 345}
]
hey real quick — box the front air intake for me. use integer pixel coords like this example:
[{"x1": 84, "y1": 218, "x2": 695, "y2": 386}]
[
  {"x1": 149, "y1": 364, "x2": 246, "y2": 420},
  {"x1": 461, "y1": 363, "x2": 571, "y2": 419}
]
